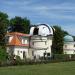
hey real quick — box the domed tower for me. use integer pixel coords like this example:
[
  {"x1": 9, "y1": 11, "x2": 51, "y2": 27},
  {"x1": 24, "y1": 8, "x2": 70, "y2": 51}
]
[
  {"x1": 63, "y1": 35, "x2": 75, "y2": 54},
  {"x1": 64, "y1": 35, "x2": 74, "y2": 42},
  {"x1": 29, "y1": 24, "x2": 53, "y2": 59}
]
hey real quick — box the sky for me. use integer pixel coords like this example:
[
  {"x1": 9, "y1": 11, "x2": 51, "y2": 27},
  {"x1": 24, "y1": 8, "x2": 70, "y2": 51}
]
[{"x1": 0, "y1": 0, "x2": 75, "y2": 35}]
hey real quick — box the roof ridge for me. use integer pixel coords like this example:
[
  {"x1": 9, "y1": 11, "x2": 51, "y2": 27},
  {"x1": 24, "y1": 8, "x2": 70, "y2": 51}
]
[{"x1": 7, "y1": 32, "x2": 30, "y2": 36}]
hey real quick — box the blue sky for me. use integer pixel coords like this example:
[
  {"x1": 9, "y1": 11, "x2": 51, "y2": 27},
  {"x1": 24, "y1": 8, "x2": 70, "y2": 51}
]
[{"x1": 0, "y1": 0, "x2": 75, "y2": 35}]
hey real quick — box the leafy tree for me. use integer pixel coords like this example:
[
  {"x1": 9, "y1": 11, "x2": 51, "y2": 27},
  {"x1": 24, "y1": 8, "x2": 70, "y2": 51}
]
[
  {"x1": 62, "y1": 30, "x2": 69, "y2": 37},
  {"x1": 0, "y1": 12, "x2": 9, "y2": 46},
  {"x1": 9, "y1": 16, "x2": 30, "y2": 33},
  {"x1": 0, "y1": 46, "x2": 7, "y2": 61},
  {"x1": 52, "y1": 26, "x2": 64, "y2": 54}
]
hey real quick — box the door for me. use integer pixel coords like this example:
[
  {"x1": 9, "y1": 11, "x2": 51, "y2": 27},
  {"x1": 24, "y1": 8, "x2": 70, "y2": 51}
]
[{"x1": 23, "y1": 51, "x2": 26, "y2": 59}]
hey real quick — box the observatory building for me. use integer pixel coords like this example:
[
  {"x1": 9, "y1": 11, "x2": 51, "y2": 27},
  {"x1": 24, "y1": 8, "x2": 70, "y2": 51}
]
[
  {"x1": 29, "y1": 24, "x2": 53, "y2": 59},
  {"x1": 6, "y1": 23, "x2": 75, "y2": 60},
  {"x1": 63, "y1": 35, "x2": 75, "y2": 54},
  {"x1": 6, "y1": 24, "x2": 54, "y2": 60}
]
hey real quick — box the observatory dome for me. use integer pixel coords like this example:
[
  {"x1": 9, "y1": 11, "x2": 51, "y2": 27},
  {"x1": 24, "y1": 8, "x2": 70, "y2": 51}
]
[
  {"x1": 64, "y1": 35, "x2": 74, "y2": 42},
  {"x1": 30, "y1": 24, "x2": 53, "y2": 36}
]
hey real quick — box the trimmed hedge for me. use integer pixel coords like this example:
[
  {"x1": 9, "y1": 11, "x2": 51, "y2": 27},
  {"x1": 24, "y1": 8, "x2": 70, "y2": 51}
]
[{"x1": 52, "y1": 54, "x2": 75, "y2": 62}]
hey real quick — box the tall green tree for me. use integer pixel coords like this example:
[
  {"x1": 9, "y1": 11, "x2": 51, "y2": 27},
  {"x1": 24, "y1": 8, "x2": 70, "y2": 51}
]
[
  {"x1": 0, "y1": 12, "x2": 9, "y2": 46},
  {"x1": 52, "y1": 26, "x2": 64, "y2": 54},
  {"x1": 9, "y1": 16, "x2": 30, "y2": 33}
]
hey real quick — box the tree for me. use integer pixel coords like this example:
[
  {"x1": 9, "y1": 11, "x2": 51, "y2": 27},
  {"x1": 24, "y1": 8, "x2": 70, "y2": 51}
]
[
  {"x1": 9, "y1": 16, "x2": 30, "y2": 34},
  {"x1": 52, "y1": 26, "x2": 64, "y2": 54},
  {"x1": 62, "y1": 30, "x2": 69, "y2": 37},
  {"x1": 0, "y1": 12, "x2": 9, "y2": 46},
  {"x1": 0, "y1": 46, "x2": 7, "y2": 61}
]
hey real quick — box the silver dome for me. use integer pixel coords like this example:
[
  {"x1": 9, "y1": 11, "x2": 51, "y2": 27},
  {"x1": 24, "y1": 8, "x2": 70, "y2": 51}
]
[{"x1": 30, "y1": 24, "x2": 53, "y2": 36}]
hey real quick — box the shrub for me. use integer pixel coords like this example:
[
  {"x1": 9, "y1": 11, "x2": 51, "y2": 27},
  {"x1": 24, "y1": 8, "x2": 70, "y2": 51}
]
[{"x1": 0, "y1": 46, "x2": 7, "y2": 61}]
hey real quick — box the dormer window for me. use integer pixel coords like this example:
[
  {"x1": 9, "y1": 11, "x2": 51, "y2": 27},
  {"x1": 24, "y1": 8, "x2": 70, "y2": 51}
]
[{"x1": 22, "y1": 38, "x2": 28, "y2": 44}]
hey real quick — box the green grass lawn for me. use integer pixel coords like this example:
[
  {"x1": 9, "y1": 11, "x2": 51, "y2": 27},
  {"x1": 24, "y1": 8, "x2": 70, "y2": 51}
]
[{"x1": 0, "y1": 61, "x2": 75, "y2": 75}]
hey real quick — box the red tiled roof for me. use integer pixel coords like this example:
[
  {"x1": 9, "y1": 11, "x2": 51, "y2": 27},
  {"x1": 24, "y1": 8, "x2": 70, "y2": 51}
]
[
  {"x1": 6, "y1": 32, "x2": 29, "y2": 47},
  {"x1": 7, "y1": 32, "x2": 30, "y2": 37}
]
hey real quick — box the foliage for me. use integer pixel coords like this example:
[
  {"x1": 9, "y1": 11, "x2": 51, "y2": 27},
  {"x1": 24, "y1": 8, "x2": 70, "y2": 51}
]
[
  {"x1": 9, "y1": 16, "x2": 30, "y2": 33},
  {"x1": 0, "y1": 46, "x2": 7, "y2": 61},
  {"x1": 52, "y1": 26, "x2": 64, "y2": 54},
  {"x1": 52, "y1": 54, "x2": 71, "y2": 61},
  {"x1": 62, "y1": 30, "x2": 69, "y2": 37},
  {"x1": 52, "y1": 25, "x2": 69, "y2": 54},
  {"x1": 0, "y1": 12, "x2": 9, "y2": 46}
]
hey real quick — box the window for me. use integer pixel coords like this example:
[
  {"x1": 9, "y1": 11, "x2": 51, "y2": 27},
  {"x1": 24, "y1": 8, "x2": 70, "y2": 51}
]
[
  {"x1": 73, "y1": 50, "x2": 75, "y2": 54},
  {"x1": 44, "y1": 51, "x2": 47, "y2": 57},
  {"x1": 45, "y1": 41, "x2": 47, "y2": 45},
  {"x1": 32, "y1": 51, "x2": 34, "y2": 56},
  {"x1": 23, "y1": 51, "x2": 26, "y2": 58},
  {"x1": 65, "y1": 45, "x2": 67, "y2": 48},
  {"x1": 32, "y1": 42, "x2": 34, "y2": 45},
  {"x1": 43, "y1": 27, "x2": 45, "y2": 29},
  {"x1": 20, "y1": 51, "x2": 22, "y2": 53},
  {"x1": 25, "y1": 40, "x2": 27, "y2": 44},
  {"x1": 33, "y1": 27, "x2": 39, "y2": 35},
  {"x1": 17, "y1": 51, "x2": 20, "y2": 55},
  {"x1": 47, "y1": 53, "x2": 50, "y2": 56},
  {"x1": 74, "y1": 44, "x2": 75, "y2": 47},
  {"x1": 23, "y1": 39, "x2": 25, "y2": 44},
  {"x1": 44, "y1": 53, "x2": 46, "y2": 55},
  {"x1": 22, "y1": 39, "x2": 28, "y2": 44}
]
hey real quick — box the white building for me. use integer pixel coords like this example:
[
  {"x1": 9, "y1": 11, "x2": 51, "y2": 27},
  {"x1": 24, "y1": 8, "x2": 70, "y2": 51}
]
[
  {"x1": 63, "y1": 35, "x2": 75, "y2": 54},
  {"x1": 6, "y1": 24, "x2": 54, "y2": 60},
  {"x1": 6, "y1": 32, "x2": 30, "y2": 59},
  {"x1": 6, "y1": 24, "x2": 75, "y2": 60},
  {"x1": 30, "y1": 24, "x2": 53, "y2": 59}
]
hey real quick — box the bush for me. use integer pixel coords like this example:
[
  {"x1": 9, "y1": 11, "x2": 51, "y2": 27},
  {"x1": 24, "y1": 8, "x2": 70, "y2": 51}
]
[
  {"x1": 1, "y1": 53, "x2": 75, "y2": 67},
  {"x1": 0, "y1": 46, "x2": 7, "y2": 61},
  {"x1": 51, "y1": 54, "x2": 75, "y2": 62}
]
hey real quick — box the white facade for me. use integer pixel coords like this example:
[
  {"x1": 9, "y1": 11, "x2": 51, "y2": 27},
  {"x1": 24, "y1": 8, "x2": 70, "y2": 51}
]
[
  {"x1": 63, "y1": 42, "x2": 75, "y2": 54},
  {"x1": 30, "y1": 35, "x2": 52, "y2": 59},
  {"x1": 7, "y1": 46, "x2": 29, "y2": 59},
  {"x1": 6, "y1": 32, "x2": 30, "y2": 60},
  {"x1": 14, "y1": 47, "x2": 29, "y2": 59},
  {"x1": 29, "y1": 24, "x2": 53, "y2": 59},
  {"x1": 63, "y1": 35, "x2": 75, "y2": 54}
]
